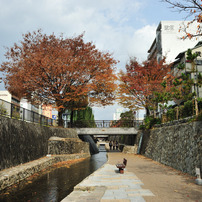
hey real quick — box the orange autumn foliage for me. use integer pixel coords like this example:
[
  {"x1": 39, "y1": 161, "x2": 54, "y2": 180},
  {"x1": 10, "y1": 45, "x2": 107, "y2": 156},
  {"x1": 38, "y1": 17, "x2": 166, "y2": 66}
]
[
  {"x1": 0, "y1": 30, "x2": 117, "y2": 124},
  {"x1": 163, "y1": 0, "x2": 202, "y2": 39},
  {"x1": 117, "y1": 57, "x2": 173, "y2": 113}
]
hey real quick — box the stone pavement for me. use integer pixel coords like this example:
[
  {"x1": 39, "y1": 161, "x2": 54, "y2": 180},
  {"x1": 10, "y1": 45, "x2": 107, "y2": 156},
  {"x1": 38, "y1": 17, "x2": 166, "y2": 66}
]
[
  {"x1": 62, "y1": 164, "x2": 154, "y2": 202},
  {"x1": 61, "y1": 152, "x2": 202, "y2": 202}
]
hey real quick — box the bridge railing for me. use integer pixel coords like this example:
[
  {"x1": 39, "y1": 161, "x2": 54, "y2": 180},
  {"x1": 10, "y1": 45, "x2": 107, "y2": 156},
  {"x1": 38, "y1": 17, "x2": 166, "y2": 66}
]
[{"x1": 71, "y1": 120, "x2": 143, "y2": 128}]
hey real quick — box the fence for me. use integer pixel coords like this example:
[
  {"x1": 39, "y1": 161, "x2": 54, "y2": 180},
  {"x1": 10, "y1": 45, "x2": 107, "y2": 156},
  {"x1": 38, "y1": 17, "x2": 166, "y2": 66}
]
[
  {"x1": 70, "y1": 120, "x2": 143, "y2": 128},
  {"x1": 0, "y1": 99, "x2": 53, "y2": 126}
]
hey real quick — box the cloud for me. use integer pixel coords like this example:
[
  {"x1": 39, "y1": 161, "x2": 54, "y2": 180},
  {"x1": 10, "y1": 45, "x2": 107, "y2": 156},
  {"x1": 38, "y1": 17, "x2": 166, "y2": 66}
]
[
  {"x1": 0, "y1": 0, "x2": 156, "y2": 119},
  {"x1": 127, "y1": 24, "x2": 157, "y2": 61}
]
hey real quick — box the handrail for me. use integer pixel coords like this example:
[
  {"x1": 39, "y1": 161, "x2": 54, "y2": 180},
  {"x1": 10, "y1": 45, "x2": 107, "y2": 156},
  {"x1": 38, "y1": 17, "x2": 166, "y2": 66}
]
[
  {"x1": 70, "y1": 120, "x2": 143, "y2": 128},
  {"x1": 0, "y1": 99, "x2": 53, "y2": 126}
]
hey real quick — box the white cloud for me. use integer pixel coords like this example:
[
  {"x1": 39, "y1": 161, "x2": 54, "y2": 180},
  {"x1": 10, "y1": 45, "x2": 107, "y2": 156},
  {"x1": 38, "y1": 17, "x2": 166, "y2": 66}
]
[
  {"x1": 0, "y1": 0, "x2": 156, "y2": 119},
  {"x1": 127, "y1": 24, "x2": 157, "y2": 62}
]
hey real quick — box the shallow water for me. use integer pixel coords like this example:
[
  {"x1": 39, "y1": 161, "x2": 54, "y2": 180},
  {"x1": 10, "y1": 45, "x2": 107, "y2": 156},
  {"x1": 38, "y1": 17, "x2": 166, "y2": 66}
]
[{"x1": 0, "y1": 148, "x2": 107, "y2": 202}]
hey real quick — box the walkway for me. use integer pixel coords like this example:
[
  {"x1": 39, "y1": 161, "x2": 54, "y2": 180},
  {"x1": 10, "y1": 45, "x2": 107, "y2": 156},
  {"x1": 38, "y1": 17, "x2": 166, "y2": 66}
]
[{"x1": 62, "y1": 153, "x2": 202, "y2": 202}]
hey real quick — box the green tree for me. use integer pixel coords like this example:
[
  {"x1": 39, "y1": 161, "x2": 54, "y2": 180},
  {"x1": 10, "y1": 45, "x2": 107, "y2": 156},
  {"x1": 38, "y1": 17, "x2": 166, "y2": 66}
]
[
  {"x1": 73, "y1": 107, "x2": 96, "y2": 127},
  {"x1": 172, "y1": 49, "x2": 202, "y2": 116}
]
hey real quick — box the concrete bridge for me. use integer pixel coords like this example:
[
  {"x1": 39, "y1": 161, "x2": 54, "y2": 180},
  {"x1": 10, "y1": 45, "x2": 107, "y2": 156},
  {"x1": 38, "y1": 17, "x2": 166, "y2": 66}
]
[
  {"x1": 74, "y1": 120, "x2": 141, "y2": 138},
  {"x1": 74, "y1": 120, "x2": 141, "y2": 153},
  {"x1": 76, "y1": 127, "x2": 138, "y2": 138}
]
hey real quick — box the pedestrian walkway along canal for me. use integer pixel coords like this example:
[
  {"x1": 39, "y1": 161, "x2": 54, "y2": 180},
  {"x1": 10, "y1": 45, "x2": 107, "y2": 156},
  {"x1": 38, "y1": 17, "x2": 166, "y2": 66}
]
[
  {"x1": 62, "y1": 164, "x2": 154, "y2": 202},
  {"x1": 0, "y1": 151, "x2": 107, "y2": 202}
]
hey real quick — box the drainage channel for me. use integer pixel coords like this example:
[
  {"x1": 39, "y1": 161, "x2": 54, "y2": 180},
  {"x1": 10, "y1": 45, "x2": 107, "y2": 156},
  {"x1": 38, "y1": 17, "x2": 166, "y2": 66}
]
[{"x1": 0, "y1": 151, "x2": 107, "y2": 202}]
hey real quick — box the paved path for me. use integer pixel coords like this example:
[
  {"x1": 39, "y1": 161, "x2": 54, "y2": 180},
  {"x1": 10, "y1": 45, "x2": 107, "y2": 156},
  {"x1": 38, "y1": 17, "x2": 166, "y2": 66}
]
[{"x1": 62, "y1": 153, "x2": 202, "y2": 202}]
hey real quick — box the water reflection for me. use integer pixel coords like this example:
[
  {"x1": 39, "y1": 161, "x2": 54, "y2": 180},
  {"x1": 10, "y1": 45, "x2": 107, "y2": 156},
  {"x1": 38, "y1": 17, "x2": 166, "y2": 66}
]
[{"x1": 0, "y1": 151, "x2": 107, "y2": 202}]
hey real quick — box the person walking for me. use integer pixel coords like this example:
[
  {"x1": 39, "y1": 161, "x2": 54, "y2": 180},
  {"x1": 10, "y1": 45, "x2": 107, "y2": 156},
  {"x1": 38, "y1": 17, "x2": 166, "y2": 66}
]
[
  {"x1": 116, "y1": 141, "x2": 119, "y2": 150},
  {"x1": 113, "y1": 141, "x2": 116, "y2": 150},
  {"x1": 109, "y1": 141, "x2": 112, "y2": 150}
]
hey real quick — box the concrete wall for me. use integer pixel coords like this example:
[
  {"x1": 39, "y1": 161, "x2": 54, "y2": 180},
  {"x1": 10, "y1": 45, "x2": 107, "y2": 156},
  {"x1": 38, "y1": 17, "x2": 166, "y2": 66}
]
[
  {"x1": 137, "y1": 121, "x2": 202, "y2": 176},
  {"x1": 0, "y1": 116, "x2": 82, "y2": 171}
]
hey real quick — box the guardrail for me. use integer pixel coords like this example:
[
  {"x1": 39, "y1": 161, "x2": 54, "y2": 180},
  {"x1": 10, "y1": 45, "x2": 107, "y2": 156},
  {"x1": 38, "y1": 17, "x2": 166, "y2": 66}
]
[
  {"x1": 0, "y1": 99, "x2": 53, "y2": 126},
  {"x1": 70, "y1": 120, "x2": 143, "y2": 128}
]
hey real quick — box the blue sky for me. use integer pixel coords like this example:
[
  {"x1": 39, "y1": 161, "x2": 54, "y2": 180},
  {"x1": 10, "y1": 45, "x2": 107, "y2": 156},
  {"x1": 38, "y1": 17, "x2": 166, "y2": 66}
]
[{"x1": 0, "y1": 0, "x2": 187, "y2": 119}]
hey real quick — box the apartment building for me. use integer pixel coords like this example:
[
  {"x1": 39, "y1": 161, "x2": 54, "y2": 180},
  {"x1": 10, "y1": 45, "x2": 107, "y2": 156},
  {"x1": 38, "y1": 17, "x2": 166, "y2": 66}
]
[
  {"x1": 148, "y1": 21, "x2": 202, "y2": 117},
  {"x1": 148, "y1": 21, "x2": 202, "y2": 63}
]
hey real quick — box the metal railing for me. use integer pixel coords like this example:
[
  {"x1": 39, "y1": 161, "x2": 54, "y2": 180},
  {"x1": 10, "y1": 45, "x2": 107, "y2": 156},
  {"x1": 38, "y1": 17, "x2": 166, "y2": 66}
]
[
  {"x1": 0, "y1": 99, "x2": 53, "y2": 126},
  {"x1": 70, "y1": 120, "x2": 143, "y2": 128}
]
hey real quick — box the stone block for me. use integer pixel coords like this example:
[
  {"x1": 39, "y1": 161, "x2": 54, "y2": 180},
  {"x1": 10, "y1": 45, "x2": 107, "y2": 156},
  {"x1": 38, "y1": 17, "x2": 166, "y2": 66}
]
[
  {"x1": 48, "y1": 136, "x2": 90, "y2": 155},
  {"x1": 122, "y1": 145, "x2": 138, "y2": 154}
]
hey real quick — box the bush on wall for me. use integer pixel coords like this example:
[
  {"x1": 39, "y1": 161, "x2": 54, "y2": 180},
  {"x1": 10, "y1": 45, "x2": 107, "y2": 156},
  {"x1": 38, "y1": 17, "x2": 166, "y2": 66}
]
[
  {"x1": 167, "y1": 108, "x2": 175, "y2": 121},
  {"x1": 182, "y1": 100, "x2": 193, "y2": 118}
]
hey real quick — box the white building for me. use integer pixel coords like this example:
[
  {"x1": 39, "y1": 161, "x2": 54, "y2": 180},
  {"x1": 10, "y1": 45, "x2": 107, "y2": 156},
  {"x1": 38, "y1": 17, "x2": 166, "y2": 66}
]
[
  {"x1": 173, "y1": 42, "x2": 202, "y2": 98},
  {"x1": 0, "y1": 90, "x2": 20, "y2": 117},
  {"x1": 113, "y1": 108, "x2": 124, "y2": 120},
  {"x1": 148, "y1": 21, "x2": 202, "y2": 63},
  {"x1": 0, "y1": 90, "x2": 41, "y2": 119}
]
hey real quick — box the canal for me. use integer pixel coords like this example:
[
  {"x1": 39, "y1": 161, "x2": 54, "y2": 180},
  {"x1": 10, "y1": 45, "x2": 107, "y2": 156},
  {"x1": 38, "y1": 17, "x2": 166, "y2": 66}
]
[{"x1": 0, "y1": 146, "x2": 107, "y2": 202}]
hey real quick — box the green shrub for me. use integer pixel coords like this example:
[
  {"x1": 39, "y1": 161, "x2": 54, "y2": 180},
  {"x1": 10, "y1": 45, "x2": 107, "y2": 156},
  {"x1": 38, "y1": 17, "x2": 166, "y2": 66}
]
[
  {"x1": 182, "y1": 100, "x2": 193, "y2": 117},
  {"x1": 139, "y1": 124, "x2": 146, "y2": 130},
  {"x1": 0, "y1": 103, "x2": 7, "y2": 116},
  {"x1": 198, "y1": 98, "x2": 202, "y2": 111},
  {"x1": 167, "y1": 108, "x2": 175, "y2": 121},
  {"x1": 196, "y1": 112, "x2": 202, "y2": 121},
  {"x1": 144, "y1": 116, "x2": 161, "y2": 129}
]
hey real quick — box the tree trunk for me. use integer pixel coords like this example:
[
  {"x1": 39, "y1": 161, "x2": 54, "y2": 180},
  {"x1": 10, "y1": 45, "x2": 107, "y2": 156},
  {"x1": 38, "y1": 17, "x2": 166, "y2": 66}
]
[
  {"x1": 145, "y1": 107, "x2": 150, "y2": 117},
  {"x1": 58, "y1": 109, "x2": 64, "y2": 127},
  {"x1": 195, "y1": 97, "x2": 199, "y2": 116},
  {"x1": 176, "y1": 106, "x2": 179, "y2": 120}
]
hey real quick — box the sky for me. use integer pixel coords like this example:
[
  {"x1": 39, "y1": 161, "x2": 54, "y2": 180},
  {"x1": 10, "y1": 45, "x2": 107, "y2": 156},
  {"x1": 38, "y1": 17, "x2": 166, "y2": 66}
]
[{"x1": 0, "y1": 0, "x2": 187, "y2": 120}]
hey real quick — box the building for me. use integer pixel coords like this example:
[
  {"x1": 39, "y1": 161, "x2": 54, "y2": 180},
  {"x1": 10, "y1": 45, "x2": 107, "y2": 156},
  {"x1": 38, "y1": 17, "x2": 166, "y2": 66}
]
[
  {"x1": 0, "y1": 90, "x2": 20, "y2": 105},
  {"x1": 0, "y1": 90, "x2": 42, "y2": 119},
  {"x1": 173, "y1": 42, "x2": 202, "y2": 98},
  {"x1": 148, "y1": 21, "x2": 202, "y2": 63},
  {"x1": 42, "y1": 104, "x2": 53, "y2": 119},
  {"x1": 113, "y1": 108, "x2": 124, "y2": 120},
  {"x1": 148, "y1": 21, "x2": 202, "y2": 117}
]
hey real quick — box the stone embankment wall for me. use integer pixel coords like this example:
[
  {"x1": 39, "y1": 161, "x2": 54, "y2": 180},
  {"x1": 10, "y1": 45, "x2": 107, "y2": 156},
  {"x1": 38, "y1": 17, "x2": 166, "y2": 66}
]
[
  {"x1": 0, "y1": 116, "x2": 89, "y2": 171},
  {"x1": 48, "y1": 136, "x2": 89, "y2": 154},
  {"x1": 139, "y1": 121, "x2": 202, "y2": 176},
  {"x1": 108, "y1": 135, "x2": 136, "y2": 146},
  {"x1": 0, "y1": 153, "x2": 90, "y2": 191}
]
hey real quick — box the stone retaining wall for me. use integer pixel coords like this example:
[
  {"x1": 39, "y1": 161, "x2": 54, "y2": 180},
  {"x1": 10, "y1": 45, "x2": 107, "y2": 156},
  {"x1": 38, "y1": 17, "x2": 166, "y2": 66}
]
[
  {"x1": 0, "y1": 116, "x2": 84, "y2": 170},
  {"x1": 108, "y1": 135, "x2": 136, "y2": 146},
  {"x1": 48, "y1": 137, "x2": 90, "y2": 154},
  {"x1": 139, "y1": 121, "x2": 202, "y2": 176}
]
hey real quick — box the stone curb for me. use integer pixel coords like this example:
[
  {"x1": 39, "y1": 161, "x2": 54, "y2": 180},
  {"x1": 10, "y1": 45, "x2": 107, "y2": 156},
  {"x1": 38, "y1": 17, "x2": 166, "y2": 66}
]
[{"x1": 0, "y1": 153, "x2": 90, "y2": 191}]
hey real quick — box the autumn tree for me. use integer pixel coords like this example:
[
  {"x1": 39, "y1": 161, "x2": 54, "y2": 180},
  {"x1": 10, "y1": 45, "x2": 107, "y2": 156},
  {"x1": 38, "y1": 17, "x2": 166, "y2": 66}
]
[
  {"x1": 0, "y1": 30, "x2": 117, "y2": 126},
  {"x1": 162, "y1": 0, "x2": 202, "y2": 39},
  {"x1": 117, "y1": 57, "x2": 173, "y2": 116}
]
